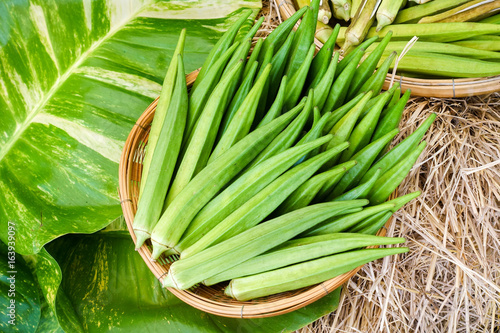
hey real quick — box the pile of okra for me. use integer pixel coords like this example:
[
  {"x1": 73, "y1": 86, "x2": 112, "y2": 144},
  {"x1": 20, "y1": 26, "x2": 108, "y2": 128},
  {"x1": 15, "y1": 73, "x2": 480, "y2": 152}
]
[
  {"x1": 132, "y1": 2, "x2": 435, "y2": 301},
  {"x1": 309, "y1": 0, "x2": 500, "y2": 78}
]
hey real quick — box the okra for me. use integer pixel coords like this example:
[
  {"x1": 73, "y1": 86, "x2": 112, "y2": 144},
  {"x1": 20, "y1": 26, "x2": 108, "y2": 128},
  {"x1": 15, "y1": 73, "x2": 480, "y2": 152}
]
[
  {"x1": 187, "y1": 43, "x2": 240, "y2": 136},
  {"x1": 259, "y1": 6, "x2": 309, "y2": 65},
  {"x1": 284, "y1": 44, "x2": 316, "y2": 110},
  {"x1": 276, "y1": 160, "x2": 356, "y2": 215},
  {"x1": 322, "y1": 91, "x2": 373, "y2": 169},
  {"x1": 352, "y1": 191, "x2": 421, "y2": 233},
  {"x1": 358, "y1": 51, "x2": 396, "y2": 96},
  {"x1": 351, "y1": 0, "x2": 363, "y2": 19},
  {"x1": 332, "y1": 168, "x2": 381, "y2": 201},
  {"x1": 181, "y1": 138, "x2": 349, "y2": 259},
  {"x1": 338, "y1": 23, "x2": 500, "y2": 44},
  {"x1": 367, "y1": 40, "x2": 500, "y2": 61},
  {"x1": 219, "y1": 61, "x2": 258, "y2": 137},
  {"x1": 322, "y1": 47, "x2": 365, "y2": 113},
  {"x1": 162, "y1": 200, "x2": 368, "y2": 290},
  {"x1": 386, "y1": 84, "x2": 401, "y2": 112},
  {"x1": 257, "y1": 76, "x2": 288, "y2": 128},
  {"x1": 140, "y1": 30, "x2": 186, "y2": 196},
  {"x1": 244, "y1": 38, "x2": 263, "y2": 78},
  {"x1": 247, "y1": 95, "x2": 311, "y2": 169},
  {"x1": 225, "y1": 247, "x2": 408, "y2": 301},
  {"x1": 285, "y1": 0, "x2": 320, "y2": 76},
  {"x1": 360, "y1": 113, "x2": 436, "y2": 184},
  {"x1": 330, "y1": 128, "x2": 400, "y2": 197},
  {"x1": 394, "y1": 0, "x2": 473, "y2": 24},
  {"x1": 348, "y1": 31, "x2": 393, "y2": 100},
  {"x1": 267, "y1": 31, "x2": 295, "y2": 104},
  {"x1": 480, "y1": 13, "x2": 500, "y2": 23},
  {"x1": 307, "y1": 23, "x2": 340, "y2": 90},
  {"x1": 150, "y1": 105, "x2": 302, "y2": 259},
  {"x1": 357, "y1": 211, "x2": 393, "y2": 235},
  {"x1": 166, "y1": 61, "x2": 244, "y2": 206},
  {"x1": 368, "y1": 141, "x2": 427, "y2": 204},
  {"x1": 209, "y1": 64, "x2": 271, "y2": 163},
  {"x1": 192, "y1": 10, "x2": 251, "y2": 91},
  {"x1": 307, "y1": 191, "x2": 417, "y2": 235},
  {"x1": 205, "y1": 233, "x2": 405, "y2": 286},
  {"x1": 313, "y1": 52, "x2": 339, "y2": 111},
  {"x1": 175, "y1": 136, "x2": 335, "y2": 254},
  {"x1": 372, "y1": 89, "x2": 411, "y2": 143},
  {"x1": 319, "y1": 0, "x2": 333, "y2": 23},
  {"x1": 379, "y1": 51, "x2": 500, "y2": 78},
  {"x1": 419, "y1": 0, "x2": 500, "y2": 24},
  {"x1": 361, "y1": 83, "x2": 399, "y2": 119},
  {"x1": 339, "y1": 91, "x2": 391, "y2": 162},
  {"x1": 453, "y1": 36, "x2": 500, "y2": 51},
  {"x1": 323, "y1": 92, "x2": 366, "y2": 134},
  {"x1": 133, "y1": 54, "x2": 187, "y2": 249}
]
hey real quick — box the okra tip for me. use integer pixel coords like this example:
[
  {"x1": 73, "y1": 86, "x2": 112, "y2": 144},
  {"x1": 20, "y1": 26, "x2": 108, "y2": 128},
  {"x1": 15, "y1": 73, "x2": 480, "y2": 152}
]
[
  {"x1": 151, "y1": 241, "x2": 170, "y2": 260},
  {"x1": 134, "y1": 229, "x2": 150, "y2": 250}
]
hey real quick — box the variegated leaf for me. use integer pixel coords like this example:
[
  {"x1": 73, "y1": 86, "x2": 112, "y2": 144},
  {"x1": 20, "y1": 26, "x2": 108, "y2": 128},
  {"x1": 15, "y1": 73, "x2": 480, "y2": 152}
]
[{"x1": 0, "y1": 0, "x2": 261, "y2": 255}]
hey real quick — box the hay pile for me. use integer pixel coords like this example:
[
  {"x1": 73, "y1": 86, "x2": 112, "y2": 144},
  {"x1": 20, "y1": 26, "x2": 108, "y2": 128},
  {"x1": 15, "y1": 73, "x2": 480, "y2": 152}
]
[{"x1": 258, "y1": 3, "x2": 500, "y2": 332}]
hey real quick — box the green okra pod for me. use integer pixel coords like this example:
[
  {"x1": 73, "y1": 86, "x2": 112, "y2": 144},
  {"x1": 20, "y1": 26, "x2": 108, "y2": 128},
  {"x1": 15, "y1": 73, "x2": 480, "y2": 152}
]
[
  {"x1": 257, "y1": 76, "x2": 288, "y2": 129},
  {"x1": 267, "y1": 31, "x2": 295, "y2": 104},
  {"x1": 332, "y1": 168, "x2": 381, "y2": 201},
  {"x1": 307, "y1": 23, "x2": 341, "y2": 90},
  {"x1": 192, "y1": 10, "x2": 251, "y2": 91},
  {"x1": 244, "y1": 38, "x2": 263, "y2": 77},
  {"x1": 372, "y1": 89, "x2": 411, "y2": 143},
  {"x1": 329, "y1": 128, "x2": 400, "y2": 197},
  {"x1": 205, "y1": 233, "x2": 405, "y2": 286},
  {"x1": 360, "y1": 113, "x2": 436, "y2": 184},
  {"x1": 348, "y1": 31, "x2": 393, "y2": 100},
  {"x1": 368, "y1": 141, "x2": 427, "y2": 204},
  {"x1": 357, "y1": 211, "x2": 393, "y2": 235},
  {"x1": 225, "y1": 247, "x2": 408, "y2": 301},
  {"x1": 140, "y1": 29, "x2": 186, "y2": 197},
  {"x1": 210, "y1": 64, "x2": 272, "y2": 162},
  {"x1": 339, "y1": 91, "x2": 392, "y2": 163},
  {"x1": 166, "y1": 61, "x2": 244, "y2": 206},
  {"x1": 133, "y1": 54, "x2": 187, "y2": 249},
  {"x1": 314, "y1": 161, "x2": 358, "y2": 201},
  {"x1": 276, "y1": 160, "x2": 356, "y2": 215},
  {"x1": 394, "y1": 0, "x2": 471, "y2": 24},
  {"x1": 285, "y1": 0, "x2": 320, "y2": 76},
  {"x1": 358, "y1": 51, "x2": 397, "y2": 96},
  {"x1": 284, "y1": 44, "x2": 316, "y2": 110},
  {"x1": 322, "y1": 47, "x2": 365, "y2": 113},
  {"x1": 150, "y1": 104, "x2": 303, "y2": 259},
  {"x1": 163, "y1": 200, "x2": 368, "y2": 290}
]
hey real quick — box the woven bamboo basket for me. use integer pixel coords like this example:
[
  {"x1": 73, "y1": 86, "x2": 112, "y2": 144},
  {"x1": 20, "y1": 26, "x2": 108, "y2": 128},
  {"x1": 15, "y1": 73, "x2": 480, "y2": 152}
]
[
  {"x1": 119, "y1": 70, "x2": 394, "y2": 318},
  {"x1": 278, "y1": 1, "x2": 500, "y2": 98}
]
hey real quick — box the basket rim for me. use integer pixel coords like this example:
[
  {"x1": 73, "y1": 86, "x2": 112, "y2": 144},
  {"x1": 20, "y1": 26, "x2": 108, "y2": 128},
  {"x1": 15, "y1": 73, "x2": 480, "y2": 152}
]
[
  {"x1": 277, "y1": 1, "x2": 500, "y2": 98},
  {"x1": 118, "y1": 70, "x2": 394, "y2": 318}
]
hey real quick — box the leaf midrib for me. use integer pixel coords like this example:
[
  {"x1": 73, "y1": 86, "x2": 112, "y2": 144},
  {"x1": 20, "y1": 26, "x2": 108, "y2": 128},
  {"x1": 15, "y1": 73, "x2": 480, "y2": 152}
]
[{"x1": 0, "y1": 0, "x2": 156, "y2": 163}]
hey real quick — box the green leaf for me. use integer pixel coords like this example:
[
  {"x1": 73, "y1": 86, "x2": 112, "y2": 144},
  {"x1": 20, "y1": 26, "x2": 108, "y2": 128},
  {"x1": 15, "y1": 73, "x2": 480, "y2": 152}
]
[
  {"x1": 45, "y1": 230, "x2": 340, "y2": 332},
  {"x1": 0, "y1": 0, "x2": 261, "y2": 255},
  {"x1": 0, "y1": 242, "x2": 41, "y2": 333}
]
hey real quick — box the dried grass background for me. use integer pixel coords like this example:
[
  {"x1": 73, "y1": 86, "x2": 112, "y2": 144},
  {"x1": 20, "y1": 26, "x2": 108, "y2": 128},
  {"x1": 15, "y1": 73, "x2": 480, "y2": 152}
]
[{"x1": 258, "y1": 2, "x2": 500, "y2": 332}]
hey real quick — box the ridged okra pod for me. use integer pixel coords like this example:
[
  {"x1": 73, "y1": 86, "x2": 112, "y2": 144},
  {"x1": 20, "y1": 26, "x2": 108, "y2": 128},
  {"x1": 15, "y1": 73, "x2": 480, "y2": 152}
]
[
  {"x1": 162, "y1": 200, "x2": 368, "y2": 290},
  {"x1": 205, "y1": 233, "x2": 405, "y2": 285},
  {"x1": 225, "y1": 247, "x2": 408, "y2": 301},
  {"x1": 133, "y1": 54, "x2": 187, "y2": 249},
  {"x1": 139, "y1": 29, "x2": 186, "y2": 196}
]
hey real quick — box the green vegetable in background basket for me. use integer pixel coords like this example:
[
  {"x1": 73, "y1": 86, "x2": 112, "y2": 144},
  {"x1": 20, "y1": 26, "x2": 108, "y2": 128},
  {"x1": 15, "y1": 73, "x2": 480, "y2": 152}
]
[{"x1": 130, "y1": 3, "x2": 439, "y2": 300}]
